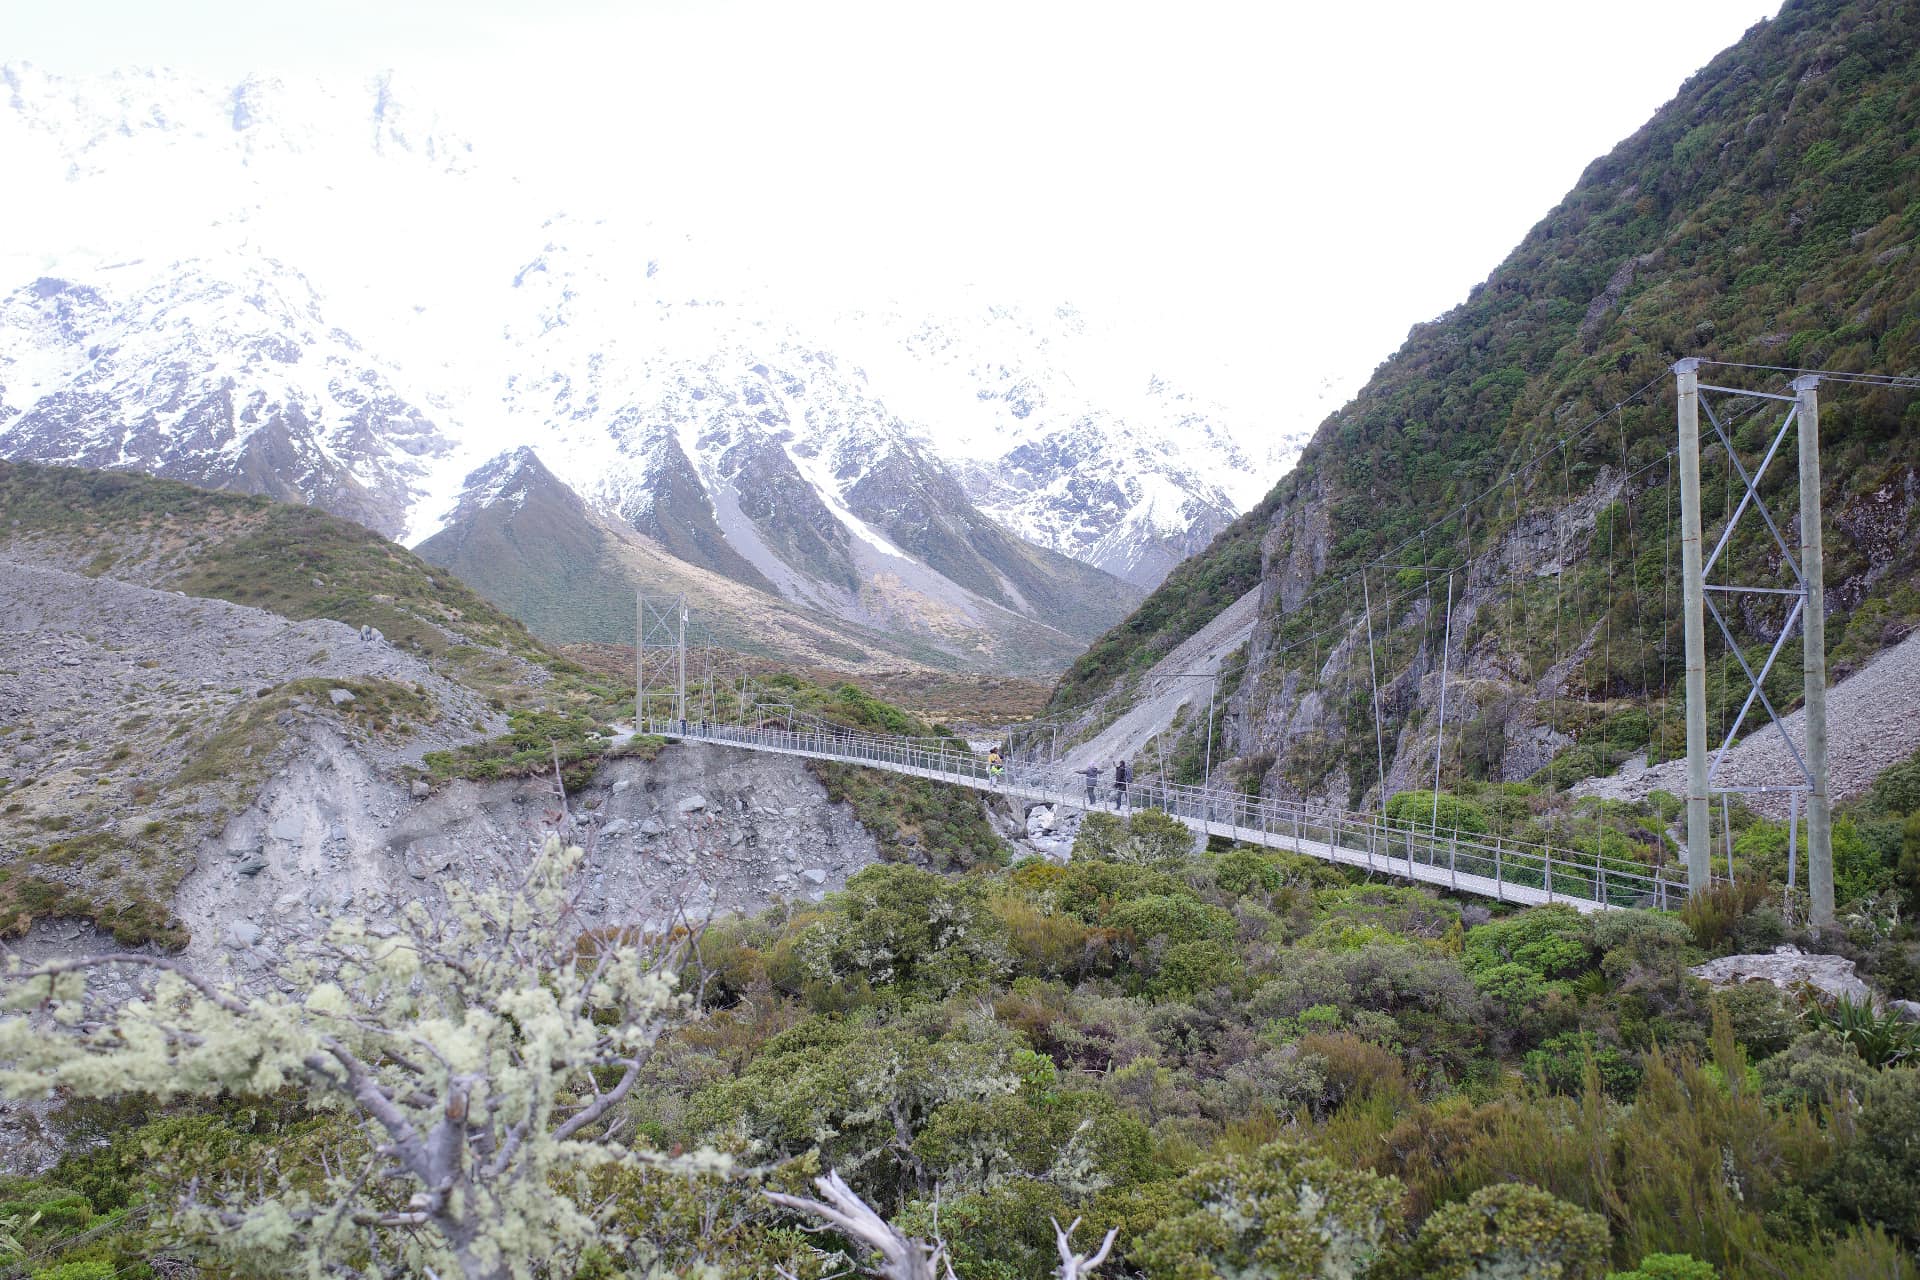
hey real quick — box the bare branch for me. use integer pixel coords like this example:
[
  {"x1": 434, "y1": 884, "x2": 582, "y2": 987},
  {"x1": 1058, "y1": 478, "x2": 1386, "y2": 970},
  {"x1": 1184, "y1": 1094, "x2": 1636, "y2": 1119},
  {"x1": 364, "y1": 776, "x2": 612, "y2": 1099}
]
[
  {"x1": 766, "y1": 1172, "x2": 943, "y2": 1280},
  {"x1": 550, "y1": 1021, "x2": 663, "y2": 1143},
  {"x1": 1051, "y1": 1217, "x2": 1118, "y2": 1280},
  {"x1": 550, "y1": 740, "x2": 572, "y2": 824}
]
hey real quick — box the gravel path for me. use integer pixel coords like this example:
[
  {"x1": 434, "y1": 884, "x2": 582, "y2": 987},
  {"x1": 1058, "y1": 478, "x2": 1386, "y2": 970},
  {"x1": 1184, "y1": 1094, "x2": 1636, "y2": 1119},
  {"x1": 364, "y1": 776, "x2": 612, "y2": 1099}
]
[{"x1": 1577, "y1": 625, "x2": 1920, "y2": 816}]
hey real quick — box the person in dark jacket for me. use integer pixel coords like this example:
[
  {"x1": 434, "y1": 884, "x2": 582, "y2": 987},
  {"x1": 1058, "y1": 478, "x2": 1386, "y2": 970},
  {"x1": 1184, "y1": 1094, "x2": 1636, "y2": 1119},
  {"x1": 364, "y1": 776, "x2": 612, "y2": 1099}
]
[{"x1": 1113, "y1": 759, "x2": 1131, "y2": 811}]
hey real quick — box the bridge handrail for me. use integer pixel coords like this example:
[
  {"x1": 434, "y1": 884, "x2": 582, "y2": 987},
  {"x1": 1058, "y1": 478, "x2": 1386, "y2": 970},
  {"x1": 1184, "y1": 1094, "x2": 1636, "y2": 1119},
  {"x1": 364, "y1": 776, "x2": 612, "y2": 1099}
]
[{"x1": 637, "y1": 718, "x2": 1690, "y2": 911}]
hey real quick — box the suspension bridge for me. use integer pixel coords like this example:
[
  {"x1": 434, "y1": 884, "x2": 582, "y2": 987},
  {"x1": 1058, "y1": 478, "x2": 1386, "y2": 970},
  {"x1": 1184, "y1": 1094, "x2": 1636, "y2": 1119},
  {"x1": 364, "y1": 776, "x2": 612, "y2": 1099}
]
[
  {"x1": 627, "y1": 361, "x2": 1920, "y2": 920},
  {"x1": 632, "y1": 712, "x2": 1688, "y2": 913}
]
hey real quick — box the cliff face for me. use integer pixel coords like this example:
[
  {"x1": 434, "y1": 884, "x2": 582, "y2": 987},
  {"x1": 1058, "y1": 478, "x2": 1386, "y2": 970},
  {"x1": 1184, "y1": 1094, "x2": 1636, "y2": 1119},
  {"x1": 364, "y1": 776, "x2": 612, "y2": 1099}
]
[{"x1": 1056, "y1": 0, "x2": 1920, "y2": 805}]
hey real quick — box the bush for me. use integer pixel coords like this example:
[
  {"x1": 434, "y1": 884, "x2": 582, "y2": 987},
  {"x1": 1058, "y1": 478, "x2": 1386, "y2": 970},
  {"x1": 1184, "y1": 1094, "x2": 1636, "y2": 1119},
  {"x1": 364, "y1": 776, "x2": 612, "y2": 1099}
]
[
  {"x1": 1606, "y1": 1255, "x2": 1718, "y2": 1280},
  {"x1": 1527, "y1": 1031, "x2": 1642, "y2": 1101},
  {"x1": 1714, "y1": 984, "x2": 1799, "y2": 1059},
  {"x1": 993, "y1": 895, "x2": 1101, "y2": 982},
  {"x1": 1053, "y1": 860, "x2": 1189, "y2": 922},
  {"x1": 1075, "y1": 809, "x2": 1196, "y2": 867},
  {"x1": 1866, "y1": 749, "x2": 1920, "y2": 816},
  {"x1": 30, "y1": 1263, "x2": 116, "y2": 1280},
  {"x1": 1387, "y1": 790, "x2": 1491, "y2": 836},
  {"x1": 1680, "y1": 878, "x2": 1767, "y2": 951},
  {"x1": 1463, "y1": 906, "x2": 1597, "y2": 982},
  {"x1": 796, "y1": 864, "x2": 1010, "y2": 999},
  {"x1": 1899, "y1": 810, "x2": 1920, "y2": 915},
  {"x1": 1121, "y1": 808, "x2": 1197, "y2": 866},
  {"x1": 1130, "y1": 1140, "x2": 1402, "y2": 1279},
  {"x1": 1592, "y1": 910, "x2": 1693, "y2": 983},
  {"x1": 1821, "y1": 1067, "x2": 1920, "y2": 1246},
  {"x1": 896, "y1": 1178, "x2": 1069, "y2": 1280},
  {"x1": 1801, "y1": 996, "x2": 1920, "y2": 1068},
  {"x1": 1149, "y1": 940, "x2": 1244, "y2": 1000},
  {"x1": 1071, "y1": 810, "x2": 1127, "y2": 861},
  {"x1": 1213, "y1": 848, "x2": 1288, "y2": 898},
  {"x1": 1414, "y1": 1182, "x2": 1610, "y2": 1280},
  {"x1": 1298, "y1": 1031, "x2": 1413, "y2": 1109},
  {"x1": 1110, "y1": 895, "x2": 1237, "y2": 949}
]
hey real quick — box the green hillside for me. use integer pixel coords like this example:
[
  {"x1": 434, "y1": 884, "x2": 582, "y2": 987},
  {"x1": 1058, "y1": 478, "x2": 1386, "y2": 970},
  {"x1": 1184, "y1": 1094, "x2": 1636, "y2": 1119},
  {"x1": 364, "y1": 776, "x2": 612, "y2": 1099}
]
[
  {"x1": 1054, "y1": 0, "x2": 1920, "y2": 804},
  {"x1": 0, "y1": 461, "x2": 554, "y2": 667}
]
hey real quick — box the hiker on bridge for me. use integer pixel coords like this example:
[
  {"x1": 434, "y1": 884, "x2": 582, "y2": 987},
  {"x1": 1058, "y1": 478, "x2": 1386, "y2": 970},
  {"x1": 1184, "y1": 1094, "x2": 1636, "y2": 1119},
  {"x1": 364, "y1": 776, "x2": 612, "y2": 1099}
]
[
  {"x1": 987, "y1": 747, "x2": 1005, "y2": 787},
  {"x1": 1113, "y1": 758, "x2": 1131, "y2": 811},
  {"x1": 1080, "y1": 762, "x2": 1101, "y2": 807}
]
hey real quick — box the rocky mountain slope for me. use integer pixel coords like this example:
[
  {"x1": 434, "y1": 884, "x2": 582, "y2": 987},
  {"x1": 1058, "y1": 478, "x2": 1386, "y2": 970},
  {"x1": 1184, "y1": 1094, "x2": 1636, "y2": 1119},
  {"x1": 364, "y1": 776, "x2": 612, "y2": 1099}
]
[
  {"x1": 414, "y1": 447, "x2": 1095, "y2": 673},
  {"x1": 0, "y1": 61, "x2": 1288, "y2": 668},
  {"x1": 0, "y1": 461, "x2": 1015, "y2": 958},
  {"x1": 1055, "y1": 0, "x2": 1920, "y2": 807}
]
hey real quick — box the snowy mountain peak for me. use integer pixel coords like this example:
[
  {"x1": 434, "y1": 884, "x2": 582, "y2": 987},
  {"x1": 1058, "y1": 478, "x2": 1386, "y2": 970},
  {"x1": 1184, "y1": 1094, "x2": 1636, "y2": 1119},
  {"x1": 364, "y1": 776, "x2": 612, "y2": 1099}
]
[{"x1": 0, "y1": 62, "x2": 1304, "y2": 667}]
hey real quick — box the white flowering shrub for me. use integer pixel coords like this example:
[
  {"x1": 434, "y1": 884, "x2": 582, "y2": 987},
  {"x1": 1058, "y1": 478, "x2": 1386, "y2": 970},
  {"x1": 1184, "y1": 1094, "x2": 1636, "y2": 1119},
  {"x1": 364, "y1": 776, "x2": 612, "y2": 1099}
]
[{"x1": 0, "y1": 838, "x2": 716, "y2": 1280}]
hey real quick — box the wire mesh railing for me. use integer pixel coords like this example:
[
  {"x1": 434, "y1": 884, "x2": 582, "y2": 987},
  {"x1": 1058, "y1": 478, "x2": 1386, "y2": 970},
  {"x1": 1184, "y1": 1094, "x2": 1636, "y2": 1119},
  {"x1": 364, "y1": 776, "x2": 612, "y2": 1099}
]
[{"x1": 638, "y1": 717, "x2": 1690, "y2": 912}]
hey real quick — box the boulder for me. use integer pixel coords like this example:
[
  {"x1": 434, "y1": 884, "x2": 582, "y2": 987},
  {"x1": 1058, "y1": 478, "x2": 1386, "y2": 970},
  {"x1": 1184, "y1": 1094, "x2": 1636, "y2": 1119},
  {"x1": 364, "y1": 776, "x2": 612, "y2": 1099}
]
[
  {"x1": 328, "y1": 687, "x2": 356, "y2": 706},
  {"x1": 1689, "y1": 945, "x2": 1874, "y2": 1005},
  {"x1": 677, "y1": 795, "x2": 709, "y2": 815},
  {"x1": 600, "y1": 819, "x2": 632, "y2": 838},
  {"x1": 800, "y1": 868, "x2": 829, "y2": 886},
  {"x1": 224, "y1": 919, "x2": 261, "y2": 949},
  {"x1": 411, "y1": 780, "x2": 431, "y2": 800}
]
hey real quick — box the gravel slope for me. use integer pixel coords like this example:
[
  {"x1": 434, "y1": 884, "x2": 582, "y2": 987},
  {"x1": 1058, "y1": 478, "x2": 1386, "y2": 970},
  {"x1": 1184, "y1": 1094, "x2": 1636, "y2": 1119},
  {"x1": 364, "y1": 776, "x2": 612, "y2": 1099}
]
[
  {"x1": 1064, "y1": 586, "x2": 1261, "y2": 771},
  {"x1": 1577, "y1": 625, "x2": 1920, "y2": 816}
]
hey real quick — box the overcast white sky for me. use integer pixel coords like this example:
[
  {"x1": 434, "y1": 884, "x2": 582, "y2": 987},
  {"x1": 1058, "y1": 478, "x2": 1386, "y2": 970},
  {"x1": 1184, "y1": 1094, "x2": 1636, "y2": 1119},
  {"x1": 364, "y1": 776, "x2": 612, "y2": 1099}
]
[{"x1": 10, "y1": 0, "x2": 1780, "y2": 415}]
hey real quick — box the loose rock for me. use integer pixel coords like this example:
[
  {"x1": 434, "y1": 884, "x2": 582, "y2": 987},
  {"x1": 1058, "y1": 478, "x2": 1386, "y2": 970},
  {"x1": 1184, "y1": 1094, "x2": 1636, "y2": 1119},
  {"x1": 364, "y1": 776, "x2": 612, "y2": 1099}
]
[{"x1": 1689, "y1": 945, "x2": 1875, "y2": 1005}]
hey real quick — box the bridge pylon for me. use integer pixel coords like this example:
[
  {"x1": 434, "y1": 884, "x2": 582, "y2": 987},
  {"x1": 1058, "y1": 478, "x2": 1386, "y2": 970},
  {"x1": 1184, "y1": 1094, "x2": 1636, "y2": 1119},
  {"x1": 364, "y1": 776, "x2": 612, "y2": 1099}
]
[{"x1": 1672, "y1": 359, "x2": 1832, "y2": 925}]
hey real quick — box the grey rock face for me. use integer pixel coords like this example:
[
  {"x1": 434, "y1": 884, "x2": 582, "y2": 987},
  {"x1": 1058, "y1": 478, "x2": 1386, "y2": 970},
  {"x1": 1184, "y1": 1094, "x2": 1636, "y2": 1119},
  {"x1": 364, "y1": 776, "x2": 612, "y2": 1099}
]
[{"x1": 178, "y1": 740, "x2": 887, "y2": 968}]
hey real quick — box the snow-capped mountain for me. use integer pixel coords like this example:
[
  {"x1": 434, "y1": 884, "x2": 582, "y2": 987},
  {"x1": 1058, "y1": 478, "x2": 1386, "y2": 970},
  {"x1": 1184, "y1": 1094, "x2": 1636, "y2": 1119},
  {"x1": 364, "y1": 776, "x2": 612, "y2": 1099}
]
[
  {"x1": 0, "y1": 255, "x2": 453, "y2": 538},
  {"x1": 0, "y1": 62, "x2": 1301, "y2": 666},
  {"x1": 833, "y1": 302, "x2": 1303, "y2": 586}
]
